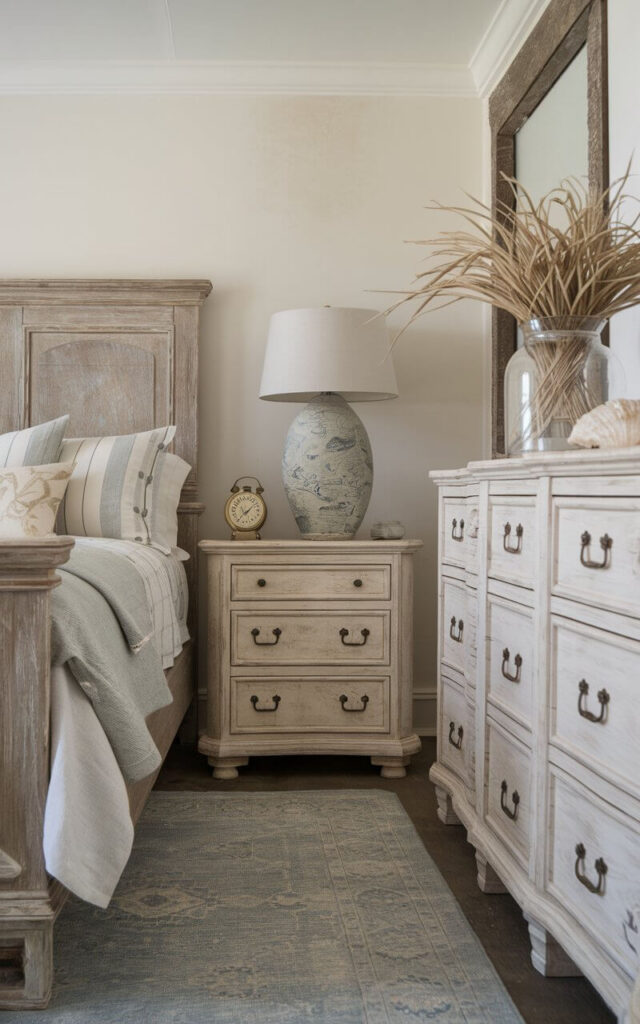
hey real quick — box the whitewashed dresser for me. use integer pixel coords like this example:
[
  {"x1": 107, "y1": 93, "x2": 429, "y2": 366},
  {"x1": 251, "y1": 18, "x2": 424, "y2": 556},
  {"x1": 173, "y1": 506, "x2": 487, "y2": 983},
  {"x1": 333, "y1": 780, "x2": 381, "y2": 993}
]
[
  {"x1": 431, "y1": 449, "x2": 640, "y2": 1023},
  {"x1": 198, "y1": 539, "x2": 422, "y2": 780}
]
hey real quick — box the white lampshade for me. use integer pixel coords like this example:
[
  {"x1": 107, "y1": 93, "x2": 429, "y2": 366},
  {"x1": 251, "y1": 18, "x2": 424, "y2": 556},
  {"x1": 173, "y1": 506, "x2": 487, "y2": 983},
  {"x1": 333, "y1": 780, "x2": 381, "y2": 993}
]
[{"x1": 259, "y1": 306, "x2": 398, "y2": 402}]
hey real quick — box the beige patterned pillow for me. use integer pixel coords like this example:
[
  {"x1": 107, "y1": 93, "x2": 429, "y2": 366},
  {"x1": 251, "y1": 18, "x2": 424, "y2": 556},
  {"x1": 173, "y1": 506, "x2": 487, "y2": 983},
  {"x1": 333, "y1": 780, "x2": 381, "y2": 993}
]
[{"x1": 0, "y1": 463, "x2": 74, "y2": 539}]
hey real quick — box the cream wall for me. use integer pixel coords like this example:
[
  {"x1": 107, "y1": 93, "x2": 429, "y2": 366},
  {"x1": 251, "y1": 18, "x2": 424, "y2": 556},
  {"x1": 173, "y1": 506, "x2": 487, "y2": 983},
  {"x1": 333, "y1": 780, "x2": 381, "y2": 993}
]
[{"x1": 0, "y1": 94, "x2": 485, "y2": 733}]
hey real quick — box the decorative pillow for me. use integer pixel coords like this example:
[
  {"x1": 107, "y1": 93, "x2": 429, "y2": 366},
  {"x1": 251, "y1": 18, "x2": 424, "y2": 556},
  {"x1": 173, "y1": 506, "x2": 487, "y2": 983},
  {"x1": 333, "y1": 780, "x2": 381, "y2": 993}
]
[
  {"x1": 56, "y1": 426, "x2": 190, "y2": 554},
  {"x1": 0, "y1": 463, "x2": 74, "y2": 539},
  {"x1": 0, "y1": 415, "x2": 69, "y2": 468}
]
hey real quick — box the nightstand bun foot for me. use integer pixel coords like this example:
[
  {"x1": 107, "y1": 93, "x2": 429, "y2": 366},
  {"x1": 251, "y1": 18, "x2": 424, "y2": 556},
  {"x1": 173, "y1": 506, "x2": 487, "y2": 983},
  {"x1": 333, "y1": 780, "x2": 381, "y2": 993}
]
[
  {"x1": 372, "y1": 755, "x2": 409, "y2": 779},
  {"x1": 208, "y1": 756, "x2": 249, "y2": 780}
]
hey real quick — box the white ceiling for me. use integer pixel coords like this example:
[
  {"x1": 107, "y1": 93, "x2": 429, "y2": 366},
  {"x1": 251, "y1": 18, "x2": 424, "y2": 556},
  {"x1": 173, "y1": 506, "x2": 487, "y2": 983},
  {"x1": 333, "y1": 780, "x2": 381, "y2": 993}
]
[{"x1": 0, "y1": 0, "x2": 501, "y2": 64}]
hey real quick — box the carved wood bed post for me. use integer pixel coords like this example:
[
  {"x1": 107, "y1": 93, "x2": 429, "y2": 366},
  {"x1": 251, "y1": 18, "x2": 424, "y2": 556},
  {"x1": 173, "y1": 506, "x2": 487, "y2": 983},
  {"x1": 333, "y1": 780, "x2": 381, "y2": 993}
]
[{"x1": 0, "y1": 538, "x2": 73, "y2": 1009}]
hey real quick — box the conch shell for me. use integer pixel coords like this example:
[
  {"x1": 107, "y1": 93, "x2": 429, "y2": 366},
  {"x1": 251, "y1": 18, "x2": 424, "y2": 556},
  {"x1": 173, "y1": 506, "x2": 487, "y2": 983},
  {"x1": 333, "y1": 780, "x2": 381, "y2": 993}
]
[{"x1": 569, "y1": 399, "x2": 640, "y2": 449}]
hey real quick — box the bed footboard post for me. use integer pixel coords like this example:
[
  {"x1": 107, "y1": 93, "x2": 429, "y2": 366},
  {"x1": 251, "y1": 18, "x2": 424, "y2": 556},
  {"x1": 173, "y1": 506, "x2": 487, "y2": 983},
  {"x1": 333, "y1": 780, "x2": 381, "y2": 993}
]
[{"x1": 0, "y1": 538, "x2": 73, "y2": 1010}]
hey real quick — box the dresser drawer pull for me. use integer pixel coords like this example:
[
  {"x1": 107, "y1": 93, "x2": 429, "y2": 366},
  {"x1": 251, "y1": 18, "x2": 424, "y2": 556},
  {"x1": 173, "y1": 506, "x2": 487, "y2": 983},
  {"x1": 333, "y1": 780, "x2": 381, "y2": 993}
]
[
  {"x1": 577, "y1": 680, "x2": 610, "y2": 723},
  {"x1": 449, "y1": 616, "x2": 464, "y2": 643},
  {"x1": 339, "y1": 694, "x2": 369, "y2": 712},
  {"x1": 250, "y1": 694, "x2": 281, "y2": 712},
  {"x1": 501, "y1": 648, "x2": 522, "y2": 683},
  {"x1": 339, "y1": 627, "x2": 370, "y2": 646},
  {"x1": 574, "y1": 843, "x2": 608, "y2": 895},
  {"x1": 448, "y1": 721, "x2": 463, "y2": 749},
  {"x1": 502, "y1": 522, "x2": 523, "y2": 554},
  {"x1": 580, "y1": 531, "x2": 612, "y2": 569},
  {"x1": 451, "y1": 517, "x2": 465, "y2": 541},
  {"x1": 257, "y1": 578, "x2": 267, "y2": 587},
  {"x1": 251, "y1": 627, "x2": 282, "y2": 645},
  {"x1": 353, "y1": 578, "x2": 363, "y2": 587},
  {"x1": 500, "y1": 781, "x2": 520, "y2": 821}
]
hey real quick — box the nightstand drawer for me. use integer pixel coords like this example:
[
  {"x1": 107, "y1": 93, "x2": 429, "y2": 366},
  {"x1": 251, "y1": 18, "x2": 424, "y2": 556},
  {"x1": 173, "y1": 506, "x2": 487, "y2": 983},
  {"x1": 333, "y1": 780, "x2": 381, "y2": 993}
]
[
  {"x1": 231, "y1": 610, "x2": 390, "y2": 665},
  {"x1": 230, "y1": 677, "x2": 389, "y2": 733},
  {"x1": 230, "y1": 563, "x2": 391, "y2": 601}
]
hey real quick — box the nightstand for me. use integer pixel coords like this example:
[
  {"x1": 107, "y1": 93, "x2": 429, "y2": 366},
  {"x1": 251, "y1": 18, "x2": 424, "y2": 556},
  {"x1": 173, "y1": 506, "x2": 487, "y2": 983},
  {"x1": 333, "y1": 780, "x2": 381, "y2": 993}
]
[{"x1": 197, "y1": 539, "x2": 422, "y2": 779}]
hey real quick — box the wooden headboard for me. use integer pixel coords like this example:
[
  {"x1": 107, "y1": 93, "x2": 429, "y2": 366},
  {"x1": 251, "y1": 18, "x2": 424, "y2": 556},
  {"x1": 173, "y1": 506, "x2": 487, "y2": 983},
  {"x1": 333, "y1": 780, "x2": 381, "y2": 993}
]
[{"x1": 0, "y1": 279, "x2": 212, "y2": 628}]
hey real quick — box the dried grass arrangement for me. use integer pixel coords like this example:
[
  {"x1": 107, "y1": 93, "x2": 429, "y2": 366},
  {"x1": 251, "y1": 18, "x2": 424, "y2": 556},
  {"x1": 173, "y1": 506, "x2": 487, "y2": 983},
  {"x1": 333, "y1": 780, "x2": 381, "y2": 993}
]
[{"x1": 388, "y1": 171, "x2": 640, "y2": 450}]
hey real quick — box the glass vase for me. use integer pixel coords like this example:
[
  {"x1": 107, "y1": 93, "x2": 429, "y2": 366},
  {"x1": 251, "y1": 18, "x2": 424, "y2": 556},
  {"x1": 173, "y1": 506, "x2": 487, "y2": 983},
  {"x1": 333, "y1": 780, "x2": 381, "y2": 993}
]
[{"x1": 504, "y1": 316, "x2": 624, "y2": 456}]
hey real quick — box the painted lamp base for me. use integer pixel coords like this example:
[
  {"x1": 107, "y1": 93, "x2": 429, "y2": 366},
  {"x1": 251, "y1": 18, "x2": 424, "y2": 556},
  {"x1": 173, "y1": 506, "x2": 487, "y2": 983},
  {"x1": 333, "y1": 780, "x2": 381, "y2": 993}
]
[{"x1": 282, "y1": 393, "x2": 373, "y2": 539}]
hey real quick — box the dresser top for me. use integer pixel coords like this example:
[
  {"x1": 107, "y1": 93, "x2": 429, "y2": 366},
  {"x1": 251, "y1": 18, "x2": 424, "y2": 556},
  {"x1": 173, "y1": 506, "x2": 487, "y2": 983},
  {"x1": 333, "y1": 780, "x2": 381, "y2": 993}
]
[
  {"x1": 430, "y1": 446, "x2": 640, "y2": 483},
  {"x1": 199, "y1": 539, "x2": 423, "y2": 554}
]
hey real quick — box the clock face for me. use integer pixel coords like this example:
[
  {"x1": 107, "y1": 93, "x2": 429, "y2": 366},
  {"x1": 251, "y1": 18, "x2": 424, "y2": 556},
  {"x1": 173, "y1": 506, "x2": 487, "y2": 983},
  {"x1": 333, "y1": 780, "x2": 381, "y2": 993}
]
[{"x1": 225, "y1": 490, "x2": 266, "y2": 531}]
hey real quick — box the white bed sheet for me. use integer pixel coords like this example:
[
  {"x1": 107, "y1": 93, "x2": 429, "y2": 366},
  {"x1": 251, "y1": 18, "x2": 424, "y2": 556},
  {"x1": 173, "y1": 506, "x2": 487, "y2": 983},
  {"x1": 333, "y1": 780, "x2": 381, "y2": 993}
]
[{"x1": 44, "y1": 539, "x2": 189, "y2": 908}]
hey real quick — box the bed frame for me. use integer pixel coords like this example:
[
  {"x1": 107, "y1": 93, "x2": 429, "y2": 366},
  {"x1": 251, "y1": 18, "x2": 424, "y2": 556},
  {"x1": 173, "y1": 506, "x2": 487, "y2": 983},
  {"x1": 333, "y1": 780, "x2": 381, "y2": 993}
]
[{"x1": 0, "y1": 279, "x2": 212, "y2": 1009}]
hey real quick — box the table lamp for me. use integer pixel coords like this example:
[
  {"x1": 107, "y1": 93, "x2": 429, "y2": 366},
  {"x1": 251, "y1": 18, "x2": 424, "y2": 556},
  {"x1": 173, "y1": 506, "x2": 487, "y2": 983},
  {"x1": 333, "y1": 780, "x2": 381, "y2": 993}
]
[{"x1": 259, "y1": 306, "x2": 398, "y2": 539}]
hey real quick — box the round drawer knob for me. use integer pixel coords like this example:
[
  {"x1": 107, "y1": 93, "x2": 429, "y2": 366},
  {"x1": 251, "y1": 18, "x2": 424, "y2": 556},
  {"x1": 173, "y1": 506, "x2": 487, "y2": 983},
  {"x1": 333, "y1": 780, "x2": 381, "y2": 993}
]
[
  {"x1": 353, "y1": 579, "x2": 363, "y2": 588},
  {"x1": 257, "y1": 578, "x2": 266, "y2": 587}
]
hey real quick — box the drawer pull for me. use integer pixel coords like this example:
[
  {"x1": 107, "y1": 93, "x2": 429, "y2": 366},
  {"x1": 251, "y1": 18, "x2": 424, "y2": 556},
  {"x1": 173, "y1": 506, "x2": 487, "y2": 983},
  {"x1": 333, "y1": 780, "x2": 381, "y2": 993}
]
[
  {"x1": 577, "y1": 680, "x2": 610, "y2": 723},
  {"x1": 501, "y1": 648, "x2": 522, "y2": 683},
  {"x1": 251, "y1": 627, "x2": 282, "y2": 646},
  {"x1": 574, "y1": 843, "x2": 608, "y2": 895},
  {"x1": 500, "y1": 780, "x2": 520, "y2": 821},
  {"x1": 449, "y1": 616, "x2": 464, "y2": 643},
  {"x1": 250, "y1": 694, "x2": 281, "y2": 712},
  {"x1": 257, "y1": 578, "x2": 267, "y2": 587},
  {"x1": 580, "y1": 531, "x2": 612, "y2": 570},
  {"x1": 451, "y1": 517, "x2": 465, "y2": 541},
  {"x1": 353, "y1": 578, "x2": 363, "y2": 588},
  {"x1": 502, "y1": 522, "x2": 523, "y2": 554},
  {"x1": 339, "y1": 694, "x2": 369, "y2": 712},
  {"x1": 448, "y1": 721, "x2": 463, "y2": 749},
  {"x1": 339, "y1": 627, "x2": 370, "y2": 646}
]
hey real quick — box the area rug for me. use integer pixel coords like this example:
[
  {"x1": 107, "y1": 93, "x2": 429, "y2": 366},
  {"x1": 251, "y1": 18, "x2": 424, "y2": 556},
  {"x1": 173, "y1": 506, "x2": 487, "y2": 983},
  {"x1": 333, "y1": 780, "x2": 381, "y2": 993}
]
[{"x1": 15, "y1": 791, "x2": 523, "y2": 1023}]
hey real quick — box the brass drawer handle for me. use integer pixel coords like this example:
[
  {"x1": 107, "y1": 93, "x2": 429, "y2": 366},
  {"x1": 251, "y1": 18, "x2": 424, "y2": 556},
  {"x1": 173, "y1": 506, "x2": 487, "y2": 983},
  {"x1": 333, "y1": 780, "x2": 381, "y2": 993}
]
[
  {"x1": 339, "y1": 627, "x2": 370, "y2": 646},
  {"x1": 575, "y1": 843, "x2": 607, "y2": 895},
  {"x1": 251, "y1": 627, "x2": 282, "y2": 646},
  {"x1": 503, "y1": 522, "x2": 523, "y2": 554},
  {"x1": 339, "y1": 694, "x2": 369, "y2": 712},
  {"x1": 500, "y1": 780, "x2": 520, "y2": 821},
  {"x1": 501, "y1": 648, "x2": 522, "y2": 683},
  {"x1": 451, "y1": 517, "x2": 465, "y2": 541},
  {"x1": 448, "y1": 721, "x2": 463, "y2": 749},
  {"x1": 257, "y1": 578, "x2": 267, "y2": 587},
  {"x1": 577, "y1": 680, "x2": 610, "y2": 723},
  {"x1": 449, "y1": 616, "x2": 464, "y2": 643},
  {"x1": 580, "y1": 531, "x2": 612, "y2": 569},
  {"x1": 250, "y1": 694, "x2": 281, "y2": 712}
]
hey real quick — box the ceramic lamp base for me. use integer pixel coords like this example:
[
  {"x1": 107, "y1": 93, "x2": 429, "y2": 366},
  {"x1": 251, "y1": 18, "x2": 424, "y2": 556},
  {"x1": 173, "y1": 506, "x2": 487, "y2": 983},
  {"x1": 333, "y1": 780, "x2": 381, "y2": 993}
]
[{"x1": 282, "y1": 393, "x2": 373, "y2": 540}]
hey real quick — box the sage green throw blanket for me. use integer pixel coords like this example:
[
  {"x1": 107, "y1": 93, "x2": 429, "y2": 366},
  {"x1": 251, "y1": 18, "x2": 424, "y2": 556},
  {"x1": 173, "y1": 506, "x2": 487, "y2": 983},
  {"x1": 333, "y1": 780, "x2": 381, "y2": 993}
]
[{"x1": 51, "y1": 544, "x2": 172, "y2": 782}]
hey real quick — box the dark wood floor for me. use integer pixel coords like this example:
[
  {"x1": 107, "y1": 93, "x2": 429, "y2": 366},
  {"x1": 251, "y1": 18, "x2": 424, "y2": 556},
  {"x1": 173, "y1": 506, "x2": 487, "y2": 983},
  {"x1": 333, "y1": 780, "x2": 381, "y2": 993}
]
[{"x1": 156, "y1": 739, "x2": 615, "y2": 1024}]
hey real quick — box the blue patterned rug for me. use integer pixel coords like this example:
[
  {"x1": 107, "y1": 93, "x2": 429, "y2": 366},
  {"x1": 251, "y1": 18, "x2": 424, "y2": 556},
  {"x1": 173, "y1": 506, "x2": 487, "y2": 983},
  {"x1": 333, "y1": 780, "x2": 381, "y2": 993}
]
[{"x1": 15, "y1": 791, "x2": 522, "y2": 1023}]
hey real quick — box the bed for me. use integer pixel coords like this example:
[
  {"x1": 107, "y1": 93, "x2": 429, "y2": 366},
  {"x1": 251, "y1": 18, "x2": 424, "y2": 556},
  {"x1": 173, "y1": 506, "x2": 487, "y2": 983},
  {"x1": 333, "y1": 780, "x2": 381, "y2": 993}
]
[{"x1": 0, "y1": 278, "x2": 212, "y2": 1009}]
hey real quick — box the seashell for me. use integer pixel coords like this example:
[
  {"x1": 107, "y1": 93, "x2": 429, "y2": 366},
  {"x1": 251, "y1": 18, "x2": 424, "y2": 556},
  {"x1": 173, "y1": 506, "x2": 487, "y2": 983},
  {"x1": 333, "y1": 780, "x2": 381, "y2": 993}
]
[{"x1": 569, "y1": 399, "x2": 640, "y2": 449}]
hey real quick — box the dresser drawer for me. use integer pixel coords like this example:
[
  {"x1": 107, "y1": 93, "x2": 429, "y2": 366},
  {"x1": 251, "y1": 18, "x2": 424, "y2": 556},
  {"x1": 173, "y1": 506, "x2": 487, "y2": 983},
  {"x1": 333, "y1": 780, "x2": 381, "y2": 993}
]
[
  {"x1": 551, "y1": 616, "x2": 640, "y2": 795},
  {"x1": 441, "y1": 577, "x2": 467, "y2": 675},
  {"x1": 487, "y1": 596, "x2": 534, "y2": 730},
  {"x1": 485, "y1": 719, "x2": 531, "y2": 868},
  {"x1": 442, "y1": 496, "x2": 479, "y2": 573},
  {"x1": 231, "y1": 563, "x2": 391, "y2": 601},
  {"x1": 231, "y1": 611, "x2": 390, "y2": 666},
  {"x1": 547, "y1": 769, "x2": 640, "y2": 978},
  {"x1": 552, "y1": 497, "x2": 640, "y2": 618},
  {"x1": 439, "y1": 675, "x2": 468, "y2": 782},
  {"x1": 230, "y1": 677, "x2": 389, "y2": 733},
  {"x1": 488, "y1": 497, "x2": 537, "y2": 590}
]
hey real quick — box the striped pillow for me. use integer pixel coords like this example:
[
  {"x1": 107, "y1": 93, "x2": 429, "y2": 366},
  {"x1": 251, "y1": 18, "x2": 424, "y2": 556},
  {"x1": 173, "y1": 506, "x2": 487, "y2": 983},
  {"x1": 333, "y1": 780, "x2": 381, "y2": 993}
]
[
  {"x1": 57, "y1": 426, "x2": 190, "y2": 554},
  {"x1": 0, "y1": 416, "x2": 69, "y2": 468}
]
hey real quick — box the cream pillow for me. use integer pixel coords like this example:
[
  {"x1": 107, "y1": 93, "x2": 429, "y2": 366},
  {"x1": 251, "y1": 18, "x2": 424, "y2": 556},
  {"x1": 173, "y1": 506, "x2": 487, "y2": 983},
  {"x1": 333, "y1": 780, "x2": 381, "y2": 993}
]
[{"x1": 0, "y1": 463, "x2": 74, "y2": 539}]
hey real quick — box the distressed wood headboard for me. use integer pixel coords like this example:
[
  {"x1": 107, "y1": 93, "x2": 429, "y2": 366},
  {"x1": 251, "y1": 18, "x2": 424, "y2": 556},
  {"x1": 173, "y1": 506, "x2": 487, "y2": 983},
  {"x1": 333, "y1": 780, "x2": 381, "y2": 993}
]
[{"x1": 0, "y1": 279, "x2": 212, "y2": 628}]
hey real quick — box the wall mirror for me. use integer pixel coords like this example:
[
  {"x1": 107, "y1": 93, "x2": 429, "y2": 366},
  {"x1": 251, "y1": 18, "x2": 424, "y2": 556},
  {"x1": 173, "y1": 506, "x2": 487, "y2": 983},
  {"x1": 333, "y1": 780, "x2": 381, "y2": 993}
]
[{"x1": 489, "y1": 0, "x2": 608, "y2": 454}]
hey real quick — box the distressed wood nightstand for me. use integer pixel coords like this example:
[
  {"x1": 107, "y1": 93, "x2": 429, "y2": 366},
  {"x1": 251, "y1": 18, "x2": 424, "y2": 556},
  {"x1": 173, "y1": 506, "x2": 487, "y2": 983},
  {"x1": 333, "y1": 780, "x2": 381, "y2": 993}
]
[{"x1": 197, "y1": 539, "x2": 422, "y2": 779}]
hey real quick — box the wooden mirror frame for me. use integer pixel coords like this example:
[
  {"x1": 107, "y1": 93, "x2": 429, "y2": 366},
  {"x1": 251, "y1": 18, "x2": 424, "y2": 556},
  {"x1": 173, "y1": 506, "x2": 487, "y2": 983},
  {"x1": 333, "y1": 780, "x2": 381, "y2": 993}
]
[{"x1": 489, "y1": 0, "x2": 608, "y2": 455}]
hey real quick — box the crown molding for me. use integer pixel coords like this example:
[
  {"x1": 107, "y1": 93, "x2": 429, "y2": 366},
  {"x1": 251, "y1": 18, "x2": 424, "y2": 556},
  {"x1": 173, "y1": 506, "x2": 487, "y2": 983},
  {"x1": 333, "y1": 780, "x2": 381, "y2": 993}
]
[
  {"x1": 0, "y1": 59, "x2": 476, "y2": 97},
  {"x1": 470, "y1": 0, "x2": 551, "y2": 98}
]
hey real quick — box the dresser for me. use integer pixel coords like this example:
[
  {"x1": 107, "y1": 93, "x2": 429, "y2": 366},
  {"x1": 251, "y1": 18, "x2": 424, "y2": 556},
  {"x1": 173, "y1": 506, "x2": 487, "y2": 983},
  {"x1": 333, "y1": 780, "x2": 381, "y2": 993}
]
[
  {"x1": 198, "y1": 539, "x2": 422, "y2": 780},
  {"x1": 431, "y1": 450, "x2": 640, "y2": 1024}
]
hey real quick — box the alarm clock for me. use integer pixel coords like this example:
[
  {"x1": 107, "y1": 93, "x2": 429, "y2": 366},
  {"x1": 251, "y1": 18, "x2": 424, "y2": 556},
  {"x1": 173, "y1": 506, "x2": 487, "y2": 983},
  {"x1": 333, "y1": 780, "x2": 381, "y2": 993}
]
[{"x1": 224, "y1": 477, "x2": 267, "y2": 540}]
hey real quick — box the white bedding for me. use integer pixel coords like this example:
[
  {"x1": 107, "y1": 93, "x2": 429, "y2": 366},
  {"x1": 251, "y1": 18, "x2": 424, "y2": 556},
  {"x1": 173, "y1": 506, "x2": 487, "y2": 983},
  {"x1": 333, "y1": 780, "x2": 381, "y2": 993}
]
[{"x1": 44, "y1": 539, "x2": 189, "y2": 908}]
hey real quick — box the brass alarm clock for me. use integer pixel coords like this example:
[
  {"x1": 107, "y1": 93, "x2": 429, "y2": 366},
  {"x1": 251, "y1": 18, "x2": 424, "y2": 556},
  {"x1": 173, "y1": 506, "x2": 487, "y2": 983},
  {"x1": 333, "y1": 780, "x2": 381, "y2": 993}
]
[{"x1": 224, "y1": 477, "x2": 267, "y2": 540}]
